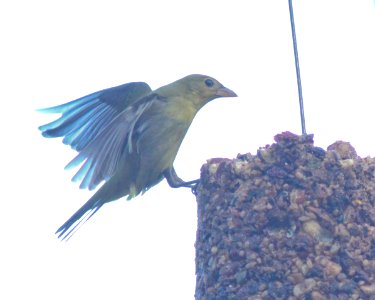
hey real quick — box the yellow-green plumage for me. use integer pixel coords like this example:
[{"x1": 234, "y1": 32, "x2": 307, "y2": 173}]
[{"x1": 38, "y1": 74, "x2": 236, "y2": 240}]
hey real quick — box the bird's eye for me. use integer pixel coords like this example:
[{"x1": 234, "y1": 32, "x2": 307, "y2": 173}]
[{"x1": 205, "y1": 79, "x2": 214, "y2": 87}]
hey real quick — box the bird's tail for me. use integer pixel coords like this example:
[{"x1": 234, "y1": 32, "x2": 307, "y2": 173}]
[
  {"x1": 56, "y1": 193, "x2": 105, "y2": 241},
  {"x1": 56, "y1": 177, "x2": 134, "y2": 240}
]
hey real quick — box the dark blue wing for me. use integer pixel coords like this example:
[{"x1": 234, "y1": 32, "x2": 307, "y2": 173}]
[
  {"x1": 64, "y1": 95, "x2": 158, "y2": 190},
  {"x1": 38, "y1": 82, "x2": 152, "y2": 151}
]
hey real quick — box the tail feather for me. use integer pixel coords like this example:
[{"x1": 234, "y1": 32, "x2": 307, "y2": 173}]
[
  {"x1": 56, "y1": 195, "x2": 104, "y2": 241},
  {"x1": 56, "y1": 176, "x2": 131, "y2": 240}
]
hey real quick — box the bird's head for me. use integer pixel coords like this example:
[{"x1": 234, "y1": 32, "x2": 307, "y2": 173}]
[{"x1": 158, "y1": 74, "x2": 237, "y2": 110}]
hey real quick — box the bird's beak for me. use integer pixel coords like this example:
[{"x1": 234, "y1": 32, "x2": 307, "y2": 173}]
[{"x1": 216, "y1": 87, "x2": 237, "y2": 98}]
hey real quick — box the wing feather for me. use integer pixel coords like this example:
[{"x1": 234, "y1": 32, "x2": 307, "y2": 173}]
[
  {"x1": 64, "y1": 94, "x2": 158, "y2": 190},
  {"x1": 38, "y1": 82, "x2": 152, "y2": 151}
]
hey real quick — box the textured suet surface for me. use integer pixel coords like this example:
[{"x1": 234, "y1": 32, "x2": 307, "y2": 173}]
[{"x1": 195, "y1": 132, "x2": 375, "y2": 299}]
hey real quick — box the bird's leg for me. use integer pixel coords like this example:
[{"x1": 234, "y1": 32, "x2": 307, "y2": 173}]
[{"x1": 163, "y1": 166, "x2": 200, "y2": 188}]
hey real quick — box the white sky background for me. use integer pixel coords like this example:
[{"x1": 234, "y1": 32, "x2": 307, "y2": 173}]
[{"x1": 1, "y1": 1, "x2": 374, "y2": 299}]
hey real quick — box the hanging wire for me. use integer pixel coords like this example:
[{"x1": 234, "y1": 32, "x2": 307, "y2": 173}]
[{"x1": 288, "y1": 0, "x2": 307, "y2": 135}]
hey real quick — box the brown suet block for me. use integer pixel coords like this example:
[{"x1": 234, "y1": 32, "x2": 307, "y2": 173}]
[{"x1": 195, "y1": 132, "x2": 375, "y2": 299}]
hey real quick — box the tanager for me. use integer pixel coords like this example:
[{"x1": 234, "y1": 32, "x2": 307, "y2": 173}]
[{"x1": 39, "y1": 74, "x2": 237, "y2": 240}]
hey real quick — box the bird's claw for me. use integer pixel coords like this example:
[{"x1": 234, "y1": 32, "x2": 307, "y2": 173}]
[{"x1": 190, "y1": 180, "x2": 200, "y2": 195}]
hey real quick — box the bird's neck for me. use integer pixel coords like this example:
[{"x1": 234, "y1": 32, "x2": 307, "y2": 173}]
[
  {"x1": 155, "y1": 84, "x2": 206, "y2": 123},
  {"x1": 165, "y1": 95, "x2": 199, "y2": 124},
  {"x1": 155, "y1": 81, "x2": 208, "y2": 111}
]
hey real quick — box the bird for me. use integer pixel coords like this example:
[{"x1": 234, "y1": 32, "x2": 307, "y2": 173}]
[{"x1": 39, "y1": 74, "x2": 237, "y2": 240}]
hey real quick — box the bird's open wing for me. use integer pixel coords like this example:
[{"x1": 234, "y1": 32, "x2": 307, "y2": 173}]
[
  {"x1": 64, "y1": 94, "x2": 161, "y2": 190},
  {"x1": 38, "y1": 82, "x2": 152, "y2": 151}
]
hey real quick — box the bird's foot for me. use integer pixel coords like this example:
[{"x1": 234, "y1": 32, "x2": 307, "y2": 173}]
[{"x1": 163, "y1": 167, "x2": 200, "y2": 194}]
